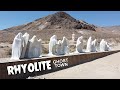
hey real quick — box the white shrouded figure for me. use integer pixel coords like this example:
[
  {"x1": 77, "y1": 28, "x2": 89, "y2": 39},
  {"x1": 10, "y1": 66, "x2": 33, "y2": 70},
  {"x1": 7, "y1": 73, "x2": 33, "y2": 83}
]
[
  {"x1": 55, "y1": 36, "x2": 69, "y2": 55},
  {"x1": 91, "y1": 39, "x2": 97, "y2": 52},
  {"x1": 76, "y1": 36, "x2": 84, "y2": 53},
  {"x1": 106, "y1": 42, "x2": 111, "y2": 51},
  {"x1": 61, "y1": 36, "x2": 69, "y2": 55},
  {"x1": 11, "y1": 32, "x2": 23, "y2": 60},
  {"x1": 86, "y1": 36, "x2": 92, "y2": 52},
  {"x1": 48, "y1": 35, "x2": 69, "y2": 55},
  {"x1": 27, "y1": 35, "x2": 42, "y2": 58},
  {"x1": 100, "y1": 39, "x2": 110, "y2": 52},
  {"x1": 48, "y1": 35, "x2": 57, "y2": 55},
  {"x1": 56, "y1": 40, "x2": 63, "y2": 55},
  {"x1": 20, "y1": 32, "x2": 29, "y2": 58}
]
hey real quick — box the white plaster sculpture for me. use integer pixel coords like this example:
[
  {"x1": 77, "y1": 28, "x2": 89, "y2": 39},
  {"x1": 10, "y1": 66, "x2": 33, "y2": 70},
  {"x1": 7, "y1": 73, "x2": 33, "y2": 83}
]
[
  {"x1": 54, "y1": 36, "x2": 69, "y2": 55},
  {"x1": 86, "y1": 36, "x2": 92, "y2": 52},
  {"x1": 48, "y1": 36, "x2": 69, "y2": 55},
  {"x1": 48, "y1": 35, "x2": 58, "y2": 55},
  {"x1": 56, "y1": 40, "x2": 63, "y2": 55},
  {"x1": 11, "y1": 32, "x2": 23, "y2": 60},
  {"x1": 76, "y1": 36, "x2": 84, "y2": 53},
  {"x1": 106, "y1": 42, "x2": 111, "y2": 51},
  {"x1": 27, "y1": 35, "x2": 42, "y2": 58},
  {"x1": 91, "y1": 39, "x2": 97, "y2": 52},
  {"x1": 100, "y1": 39, "x2": 110, "y2": 52},
  {"x1": 61, "y1": 37, "x2": 69, "y2": 55},
  {"x1": 20, "y1": 32, "x2": 30, "y2": 58}
]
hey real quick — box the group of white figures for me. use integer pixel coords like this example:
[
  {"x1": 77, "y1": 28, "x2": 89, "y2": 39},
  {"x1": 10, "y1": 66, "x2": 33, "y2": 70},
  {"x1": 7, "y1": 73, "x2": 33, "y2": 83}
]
[
  {"x1": 11, "y1": 32, "x2": 111, "y2": 60},
  {"x1": 77, "y1": 36, "x2": 110, "y2": 53}
]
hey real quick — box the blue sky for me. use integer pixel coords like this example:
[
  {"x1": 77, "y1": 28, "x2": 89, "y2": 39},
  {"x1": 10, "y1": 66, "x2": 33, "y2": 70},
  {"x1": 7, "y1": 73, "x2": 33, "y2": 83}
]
[{"x1": 0, "y1": 11, "x2": 120, "y2": 30}]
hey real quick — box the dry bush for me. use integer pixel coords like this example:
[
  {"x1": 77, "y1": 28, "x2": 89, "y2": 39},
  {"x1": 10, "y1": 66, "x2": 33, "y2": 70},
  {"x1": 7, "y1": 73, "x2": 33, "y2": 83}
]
[
  {"x1": 69, "y1": 45, "x2": 76, "y2": 53},
  {"x1": 42, "y1": 45, "x2": 49, "y2": 54}
]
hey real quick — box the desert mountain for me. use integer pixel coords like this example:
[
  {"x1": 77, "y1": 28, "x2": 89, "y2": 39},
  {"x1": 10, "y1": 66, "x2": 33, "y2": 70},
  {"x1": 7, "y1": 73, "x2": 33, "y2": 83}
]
[
  {"x1": 0, "y1": 11, "x2": 120, "y2": 43},
  {"x1": 4, "y1": 11, "x2": 96, "y2": 31}
]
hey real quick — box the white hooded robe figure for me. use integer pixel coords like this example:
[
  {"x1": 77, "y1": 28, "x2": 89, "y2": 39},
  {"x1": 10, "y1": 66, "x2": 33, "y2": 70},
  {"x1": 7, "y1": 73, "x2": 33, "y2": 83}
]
[
  {"x1": 48, "y1": 35, "x2": 57, "y2": 55},
  {"x1": 61, "y1": 37, "x2": 69, "y2": 55},
  {"x1": 27, "y1": 35, "x2": 42, "y2": 58},
  {"x1": 86, "y1": 36, "x2": 92, "y2": 52},
  {"x1": 91, "y1": 39, "x2": 97, "y2": 52},
  {"x1": 76, "y1": 36, "x2": 84, "y2": 53},
  {"x1": 20, "y1": 32, "x2": 29, "y2": 58},
  {"x1": 11, "y1": 32, "x2": 23, "y2": 60},
  {"x1": 100, "y1": 39, "x2": 110, "y2": 52},
  {"x1": 56, "y1": 40, "x2": 63, "y2": 55},
  {"x1": 106, "y1": 42, "x2": 111, "y2": 51}
]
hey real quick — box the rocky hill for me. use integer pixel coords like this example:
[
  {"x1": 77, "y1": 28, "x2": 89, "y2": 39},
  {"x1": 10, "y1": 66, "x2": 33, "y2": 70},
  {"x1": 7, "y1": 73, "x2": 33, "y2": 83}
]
[
  {"x1": 0, "y1": 11, "x2": 120, "y2": 43},
  {"x1": 4, "y1": 11, "x2": 96, "y2": 31}
]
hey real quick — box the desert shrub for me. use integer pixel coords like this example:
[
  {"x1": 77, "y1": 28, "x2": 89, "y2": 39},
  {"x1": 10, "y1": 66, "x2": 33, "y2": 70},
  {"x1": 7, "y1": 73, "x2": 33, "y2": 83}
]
[
  {"x1": 42, "y1": 46, "x2": 49, "y2": 54},
  {"x1": 69, "y1": 45, "x2": 76, "y2": 53},
  {"x1": 0, "y1": 46, "x2": 4, "y2": 48},
  {"x1": 6, "y1": 48, "x2": 12, "y2": 56}
]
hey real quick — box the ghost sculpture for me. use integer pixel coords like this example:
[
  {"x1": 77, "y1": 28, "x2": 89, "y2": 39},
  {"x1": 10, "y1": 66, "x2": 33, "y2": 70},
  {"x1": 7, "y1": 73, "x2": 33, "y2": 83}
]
[
  {"x1": 48, "y1": 35, "x2": 57, "y2": 55},
  {"x1": 86, "y1": 36, "x2": 93, "y2": 52},
  {"x1": 20, "y1": 32, "x2": 30, "y2": 58},
  {"x1": 48, "y1": 35, "x2": 69, "y2": 55},
  {"x1": 91, "y1": 39, "x2": 97, "y2": 52},
  {"x1": 27, "y1": 35, "x2": 42, "y2": 58},
  {"x1": 75, "y1": 36, "x2": 84, "y2": 53},
  {"x1": 61, "y1": 37, "x2": 69, "y2": 55},
  {"x1": 106, "y1": 42, "x2": 111, "y2": 51},
  {"x1": 56, "y1": 40, "x2": 63, "y2": 55},
  {"x1": 99, "y1": 39, "x2": 110, "y2": 52},
  {"x1": 11, "y1": 32, "x2": 23, "y2": 60}
]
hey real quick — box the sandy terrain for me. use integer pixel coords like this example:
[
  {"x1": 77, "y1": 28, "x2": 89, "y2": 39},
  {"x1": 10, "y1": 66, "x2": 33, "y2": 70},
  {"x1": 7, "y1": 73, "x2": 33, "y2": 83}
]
[
  {"x1": 28, "y1": 44, "x2": 120, "y2": 79},
  {"x1": 0, "y1": 42, "x2": 11, "y2": 58}
]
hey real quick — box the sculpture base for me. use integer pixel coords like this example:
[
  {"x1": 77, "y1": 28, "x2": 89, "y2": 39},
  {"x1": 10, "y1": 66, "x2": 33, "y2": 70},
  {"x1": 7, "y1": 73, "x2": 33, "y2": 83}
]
[{"x1": 0, "y1": 50, "x2": 120, "y2": 79}]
